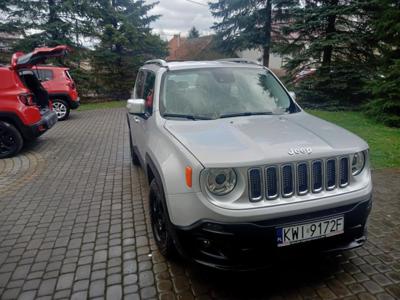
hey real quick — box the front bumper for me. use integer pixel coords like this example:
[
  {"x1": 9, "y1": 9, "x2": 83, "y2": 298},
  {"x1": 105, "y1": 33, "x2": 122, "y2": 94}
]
[
  {"x1": 21, "y1": 109, "x2": 58, "y2": 140},
  {"x1": 173, "y1": 198, "x2": 372, "y2": 270}
]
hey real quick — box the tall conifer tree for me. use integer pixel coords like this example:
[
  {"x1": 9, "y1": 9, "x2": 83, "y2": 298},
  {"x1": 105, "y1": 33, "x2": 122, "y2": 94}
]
[
  {"x1": 90, "y1": 0, "x2": 167, "y2": 99},
  {"x1": 209, "y1": 0, "x2": 274, "y2": 67},
  {"x1": 188, "y1": 26, "x2": 200, "y2": 39},
  {"x1": 365, "y1": 0, "x2": 400, "y2": 127},
  {"x1": 273, "y1": 0, "x2": 377, "y2": 105}
]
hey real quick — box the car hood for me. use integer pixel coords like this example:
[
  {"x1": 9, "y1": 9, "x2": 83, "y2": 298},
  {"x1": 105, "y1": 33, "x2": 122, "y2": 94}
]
[
  {"x1": 164, "y1": 111, "x2": 368, "y2": 168},
  {"x1": 11, "y1": 45, "x2": 70, "y2": 69}
]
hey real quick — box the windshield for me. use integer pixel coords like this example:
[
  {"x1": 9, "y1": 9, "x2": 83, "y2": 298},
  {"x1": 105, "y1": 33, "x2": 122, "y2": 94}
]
[{"x1": 160, "y1": 67, "x2": 298, "y2": 120}]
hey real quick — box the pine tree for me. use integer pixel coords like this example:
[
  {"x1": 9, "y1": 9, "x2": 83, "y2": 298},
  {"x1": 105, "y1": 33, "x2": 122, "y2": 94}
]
[
  {"x1": 273, "y1": 0, "x2": 377, "y2": 106},
  {"x1": 209, "y1": 0, "x2": 273, "y2": 67},
  {"x1": 0, "y1": 0, "x2": 93, "y2": 50},
  {"x1": 90, "y1": 0, "x2": 167, "y2": 99},
  {"x1": 365, "y1": 0, "x2": 400, "y2": 127},
  {"x1": 188, "y1": 26, "x2": 200, "y2": 39},
  {"x1": 0, "y1": 0, "x2": 166, "y2": 99},
  {"x1": 0, "y1": 0, "x2": 97, "y2": 94}
]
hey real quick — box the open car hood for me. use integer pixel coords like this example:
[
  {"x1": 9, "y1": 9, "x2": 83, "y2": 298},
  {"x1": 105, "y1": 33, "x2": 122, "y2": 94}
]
[{"x1": 11, "y1": 45, "x2": 70, "y2": 69}]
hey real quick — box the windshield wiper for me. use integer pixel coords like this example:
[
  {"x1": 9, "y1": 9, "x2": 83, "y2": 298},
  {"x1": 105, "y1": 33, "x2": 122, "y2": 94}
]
[
  {"x1": 163, "y1": 113, "x2": 213, "y2": 120},
  {"x1": 219, "y1": 112, "x2": 273, "y2": 119}
]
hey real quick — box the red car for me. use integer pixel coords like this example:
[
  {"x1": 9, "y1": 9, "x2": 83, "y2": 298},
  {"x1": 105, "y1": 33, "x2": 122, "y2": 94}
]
[
  {"x1": 33, "y1": 66, "x2": 80, "y2": 120},
  {"x1": 0, "y1": 46, "x2": 67, "y2": 158}
]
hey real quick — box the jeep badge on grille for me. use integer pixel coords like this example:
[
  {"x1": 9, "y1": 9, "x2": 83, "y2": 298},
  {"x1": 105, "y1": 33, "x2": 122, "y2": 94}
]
[{"x1": 288, "y1": 147, "x2": 312, "y2": 155}]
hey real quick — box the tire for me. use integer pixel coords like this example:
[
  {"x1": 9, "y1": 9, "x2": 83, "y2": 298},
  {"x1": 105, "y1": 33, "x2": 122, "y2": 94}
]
[
  {"x1": 149, "y1": 179, "x2": 177, "y2": 258},
  {"x1": 0, "y1": 121, "x2": 23, "y2": 158},
  {"x1": 52, "y1": 99, "x2": 70, "y2": 121},
  {"x1": 129, "y1": 133, "x2": 141, "y2": 166}
]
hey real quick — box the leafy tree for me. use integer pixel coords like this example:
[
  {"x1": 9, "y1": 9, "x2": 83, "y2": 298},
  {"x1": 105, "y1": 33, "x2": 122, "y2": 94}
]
[
  {"x1": 90, "y1": 0, "x2": 167, "y2": 99},
  {"x1": 365, "y1": 0, "x2": 400, "y2": 127},
  {"x1": 209, "y1": 0, "x2": 273, "y2": 67},
  {"x1": 273, "y1": 0, "x2": 377, "y2": 106},
  {"x1": 188, "y1": 26, "x2": 200, "y2": 39}
]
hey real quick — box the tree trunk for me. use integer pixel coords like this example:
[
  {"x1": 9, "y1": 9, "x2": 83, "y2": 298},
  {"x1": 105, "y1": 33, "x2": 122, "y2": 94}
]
[
  {"x1": 322, "y1": 0, "x2": 338, "y2": 66},
  {"x1": 263, "y1": 0, "x2": 272, "y2": 67},
  {"x1": 48, "y1": 0, "x2": 59, "y2": 42}
]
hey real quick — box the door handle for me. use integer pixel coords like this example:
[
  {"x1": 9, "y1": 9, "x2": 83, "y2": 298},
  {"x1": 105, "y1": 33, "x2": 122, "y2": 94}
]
[{"x1": 133, "y1": 117, "x2": 140, "y2": 123}]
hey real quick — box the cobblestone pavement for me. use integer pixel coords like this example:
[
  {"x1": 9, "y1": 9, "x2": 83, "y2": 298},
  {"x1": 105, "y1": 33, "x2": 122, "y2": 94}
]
[{"x1": 0, "y1": 107, "x2": 399, "y2": 300}]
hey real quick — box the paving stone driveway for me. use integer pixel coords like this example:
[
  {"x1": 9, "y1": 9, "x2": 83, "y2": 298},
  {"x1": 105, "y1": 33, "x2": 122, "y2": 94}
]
[{"x1": 0, "y1": 107, "x2": 399, "y2": 300}]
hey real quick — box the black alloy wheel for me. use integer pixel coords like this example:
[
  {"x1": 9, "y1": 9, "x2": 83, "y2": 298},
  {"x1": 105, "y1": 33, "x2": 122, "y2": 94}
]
[
  {"x1": 0, "y1": 121, "x2": 23, "y2": 158},
  {"x1": 149, "y1": 179, "x2": 176, "y2": 258}
]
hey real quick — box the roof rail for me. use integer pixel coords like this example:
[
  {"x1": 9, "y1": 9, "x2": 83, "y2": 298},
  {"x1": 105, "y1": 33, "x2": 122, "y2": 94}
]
[
  {"x1": 144, "y1": 59, "x2": 168, "y2": 67},
  {"x1": 217, "y1": 58, "x2": 262, "y2": 66}
]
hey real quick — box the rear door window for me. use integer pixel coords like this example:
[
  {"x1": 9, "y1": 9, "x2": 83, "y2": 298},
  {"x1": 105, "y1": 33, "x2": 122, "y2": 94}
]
[
  {"x1": 143, "y1": 71, "x2": 156, "y2": 115},
  {"x1": 33, "y1": 69, "x2": 54, "y2": 81},
  {"x1": 134, "y1": 70, "x2": 146, "y2": 99}
]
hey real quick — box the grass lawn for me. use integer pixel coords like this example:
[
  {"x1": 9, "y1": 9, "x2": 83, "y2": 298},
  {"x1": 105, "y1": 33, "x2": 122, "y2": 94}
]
[
  {"x1": 308, "y1": 110, "x2": 400, "y2": 169},
  {"x1": 78, "y1": 101, "x2": 399, "y2": 169},
  {"x1": 78, "y1": 100, "x2": 126, "y2": 111}
]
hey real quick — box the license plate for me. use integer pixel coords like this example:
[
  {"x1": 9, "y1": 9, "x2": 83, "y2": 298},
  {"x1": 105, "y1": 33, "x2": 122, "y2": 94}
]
[{"x1": 276, "y1": 216, "x2": 344, "y2": 247}]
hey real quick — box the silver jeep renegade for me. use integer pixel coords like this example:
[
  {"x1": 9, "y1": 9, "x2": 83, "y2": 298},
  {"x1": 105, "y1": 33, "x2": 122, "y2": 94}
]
[{"x1": 126, "y1": 59, "x2": 372, "y2": 269}]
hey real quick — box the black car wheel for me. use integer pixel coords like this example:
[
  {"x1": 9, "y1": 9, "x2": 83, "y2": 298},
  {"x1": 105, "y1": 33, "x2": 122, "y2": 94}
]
[
  {"x1": 149, "y1": 179, "x2": 176, "y2": 258},
  {"x1": 52, "y1": 99, "x2": 70, "y2": 121},
  {"x1": 0, "y1": 121, "x2": 23, "y2": 159}
]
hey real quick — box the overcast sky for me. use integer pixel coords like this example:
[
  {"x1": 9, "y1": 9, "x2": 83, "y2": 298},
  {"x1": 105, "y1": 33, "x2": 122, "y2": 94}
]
[{"x1": 145, "y1": 0, "x2": 216, "y2": 40}]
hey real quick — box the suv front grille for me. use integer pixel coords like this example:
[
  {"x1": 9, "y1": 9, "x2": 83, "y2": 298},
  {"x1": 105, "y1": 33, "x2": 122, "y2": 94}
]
[
  {"x1": 248, "y1": 168, "x2": 262, "y2": 201},
  {"x1": 339, "y1": 157, "x2": 349, "y2": 187},
  {"x1": 312, "y1": 160, "x2": 323, "y2": 192},
  {"x1": 248, "y1": 156, "x2": 350, "y2": 201},
  {"x1": 265, "y1": 167, "x2": 278, "y2": 199},
  {"x1": 326, "y1": 159, "x2": 336, "y2": 190},
  {"x1": 297, "y1": 163, "x2": 308, "y2": 195},
  {"x1": 281, "y1": 165, "x2": 294, "y2": 197}
]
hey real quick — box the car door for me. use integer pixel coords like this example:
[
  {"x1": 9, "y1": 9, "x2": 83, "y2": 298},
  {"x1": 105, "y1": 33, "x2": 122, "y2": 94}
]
[
  {"x1": 134, "y1": 70, "x2": 156, "y2": 161},
  {"x1": 129, "y1": 69, "x2": 156, "y2": 161},
  {"x1": 129, "y1": 70, "x2": 145, "y2": 149}
]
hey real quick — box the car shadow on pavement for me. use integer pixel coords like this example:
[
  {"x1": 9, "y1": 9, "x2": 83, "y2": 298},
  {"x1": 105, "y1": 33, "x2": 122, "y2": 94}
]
[
  {"x1": 182, "y1": 251, "x2": 347, "y2": 299},
  {"x1": 15, "y1": 137, "x2": 48, "y2": 158}
]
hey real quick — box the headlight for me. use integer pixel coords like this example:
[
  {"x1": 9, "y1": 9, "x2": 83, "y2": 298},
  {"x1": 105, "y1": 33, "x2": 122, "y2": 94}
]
[
  {"x1": 352, "y1": 151, "x2": 365, "y2": 176},
  {"x1": 205, "y1": 168, "x2": 237, "y2": 196}
]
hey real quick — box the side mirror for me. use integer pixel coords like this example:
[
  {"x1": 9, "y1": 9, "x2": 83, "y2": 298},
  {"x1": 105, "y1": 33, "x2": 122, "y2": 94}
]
[
  {"x1": 289, "y1": 91, "x2": 296, "y2": 100},
  {"x1": 127, "y1": 99, "x2": 145, "y2": 115}
]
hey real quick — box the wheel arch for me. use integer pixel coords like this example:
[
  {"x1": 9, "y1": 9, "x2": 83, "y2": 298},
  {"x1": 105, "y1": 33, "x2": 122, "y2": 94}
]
[
  {"x1": 49, "y1": 93, "x2": 71, "y2": 106},
  {"x1": 145, "y1": 153, "x2": 175, "y2": 224},
  {"x1": 145, "y1": 153, "x2": 165, "y2": 194},
  {"x1": 0, "y1": 112, "x2": 24, "y2": 137}
]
